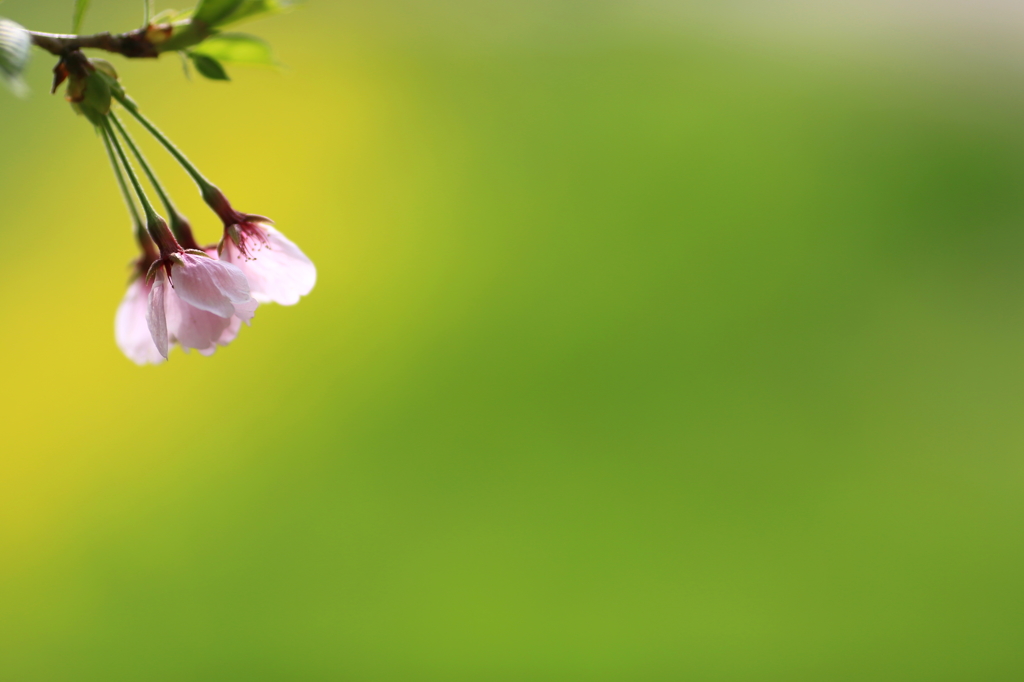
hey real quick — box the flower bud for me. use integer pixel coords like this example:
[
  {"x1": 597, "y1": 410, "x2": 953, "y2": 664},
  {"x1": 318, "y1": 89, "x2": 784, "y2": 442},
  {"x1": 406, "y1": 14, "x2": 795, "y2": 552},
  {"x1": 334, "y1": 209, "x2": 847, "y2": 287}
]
[
  {"x1": 146, "y1": 214, "x2": 181, "y2": 257},
  {"x1": 62, "y1": 53, "x2": 112, "y2": 127},
  {"x1": 145, "y1": 25, "x2": 173, "y2": 45},
  {"x1": 201, "y1": 184, "x2": 236, "y2": 224}
]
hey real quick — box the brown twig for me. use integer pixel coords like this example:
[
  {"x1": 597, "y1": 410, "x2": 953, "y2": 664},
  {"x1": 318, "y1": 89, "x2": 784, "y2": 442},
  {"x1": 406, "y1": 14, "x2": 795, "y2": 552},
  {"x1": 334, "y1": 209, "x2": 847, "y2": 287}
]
[
  {"x1": 30, "y1": 28, "x2": 158, "y2": 58},
  {"x1": 28, "y1": 22, "x2": 204, "y2": 59}
]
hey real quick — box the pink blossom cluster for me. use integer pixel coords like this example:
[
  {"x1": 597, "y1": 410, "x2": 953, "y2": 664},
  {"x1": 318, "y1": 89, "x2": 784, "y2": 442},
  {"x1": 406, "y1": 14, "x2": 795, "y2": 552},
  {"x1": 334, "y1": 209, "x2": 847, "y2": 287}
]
[{"x1": 116, "y1": 198, "x2": 315, "y2": 365}]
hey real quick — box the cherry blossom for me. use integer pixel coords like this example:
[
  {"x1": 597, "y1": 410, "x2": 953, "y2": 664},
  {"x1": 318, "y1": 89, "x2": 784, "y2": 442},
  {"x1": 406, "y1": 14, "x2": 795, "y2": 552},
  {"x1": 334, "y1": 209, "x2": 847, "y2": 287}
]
[
  {"x1": 219, "y1": 220, "x2": 317, "y2": 305},
  {"x1": 146, "y1": 251, "x2": 257, "y2": 359},
  {"x1": 202, "y1": 186, "x2": 315, "y2": 306}
]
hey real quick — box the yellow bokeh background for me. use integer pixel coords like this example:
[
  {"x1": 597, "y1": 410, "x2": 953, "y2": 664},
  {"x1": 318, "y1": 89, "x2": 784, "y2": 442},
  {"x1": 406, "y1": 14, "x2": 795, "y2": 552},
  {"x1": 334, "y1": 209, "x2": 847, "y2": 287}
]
[{"x1": 4, "y1": 1, "x2": 1024, "y2": 679}]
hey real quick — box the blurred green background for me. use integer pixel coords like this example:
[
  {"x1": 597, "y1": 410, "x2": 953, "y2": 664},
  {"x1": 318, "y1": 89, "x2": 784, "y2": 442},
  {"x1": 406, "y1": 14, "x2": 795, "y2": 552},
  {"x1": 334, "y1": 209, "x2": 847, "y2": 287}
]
[{"x1": 4, "y1": 1, "x2": 1024, "y2": 679}]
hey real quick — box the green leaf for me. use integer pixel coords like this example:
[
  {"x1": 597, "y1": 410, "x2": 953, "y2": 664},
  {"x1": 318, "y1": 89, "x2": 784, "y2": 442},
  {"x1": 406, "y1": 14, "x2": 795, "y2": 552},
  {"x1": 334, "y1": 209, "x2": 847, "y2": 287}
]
[
  {"x1": 192, "y1": 0, "x2": 246, "y2": 26},
  {"x1": 221, "y1": 0, "x2": 299, "y2": 26},
  {"x1": 143, "y1": 0, "x2": 151, "y2": 26},
  {"x1": 190, "y1": 53, "x2": 230, "y2": 81},
  {"x1": 190, "y1": 33, "x2": 276, "y2": 66},
  {"x1": 194, "y1": 0, "x2": 298, "y2": 29},
  {"x1": 153, "y1": 8, "x2": 194, "y2": 23},
  {"x1": 72, "y1": 0, "x2": 91, "y2": 33},
  {"x1": 0, "y1": 17, "x2": 30, "y2": 97},
  {"x1": 161, "y1": 0, "x2": 297, "y2": 53}
]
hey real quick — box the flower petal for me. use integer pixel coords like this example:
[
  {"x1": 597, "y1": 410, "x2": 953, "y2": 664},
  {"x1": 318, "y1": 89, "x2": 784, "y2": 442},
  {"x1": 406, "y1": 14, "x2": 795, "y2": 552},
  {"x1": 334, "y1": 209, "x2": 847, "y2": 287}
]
[
  {"x1": 117, "y1": 279, "x2": 165, "y2": 365},
  {"x1": 171, "y1": 254, "x2": 253, "y2": 318},
  {"x1": 223, "y1": 225, "x2": 316, "y2": 306},
  {"x1": 165, "y1": 284, "x2": 233, "y2": 354},
  {"x1": 233, "y1": 297, "x2": 258, "y2": 324},
  {"x1": 146, "y1": 273, "x2": 170, "y2": 360},
  {"x1": 218, "y1": 314, "x2": 244, "y2": 346}
]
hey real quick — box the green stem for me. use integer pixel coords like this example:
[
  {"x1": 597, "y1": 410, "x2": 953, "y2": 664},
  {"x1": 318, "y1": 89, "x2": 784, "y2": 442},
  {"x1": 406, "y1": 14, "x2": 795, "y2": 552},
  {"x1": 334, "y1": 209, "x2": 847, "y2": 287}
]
[
  {"x1": 110, "y1": 112, "x2": 182, "y2": 225},
  {"x1": 103, "y1": 117, "x2": 158, "y2": 222},
  {"x1": 102, "y1": 116, "x2": 176, "y2": 252},
  {"x1": 115, "y1": 94, "x2": 213, "y2": 192},
  {"x1": 101, "y1": 126, "x2": 144, "y2": 238}
]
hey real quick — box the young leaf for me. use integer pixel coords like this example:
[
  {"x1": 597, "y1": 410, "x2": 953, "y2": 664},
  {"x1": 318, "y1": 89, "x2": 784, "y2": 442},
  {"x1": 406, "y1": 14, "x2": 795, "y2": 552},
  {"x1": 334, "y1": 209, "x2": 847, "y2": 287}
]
[
  {"x1": 153, "y1": 8, "x2": 195, "y2": 23},
  {"x1": 161, "y1": 1, "x2": 293, "y2": 53},
  {"x1": 195, "y1": 0, "x2": 298, "y2": 29},
  {"x1": 220, "y1": 0, "x2": 300, "y2": 27},
  {"x1": 72, "y1": 0, "x2": 91, "y2": 33},
  {"x1": 190, "y1": 53, "x2": 230, "y2": 81},
  {"x1": 193, "y1": 0, "x2": 246, "y2": 26},
  {"x1": 190, "y1": 33, "x2": 276, "y2": 66},
  {"x1": 0, "y1": 17, "x2": 30, "y2": 96}
]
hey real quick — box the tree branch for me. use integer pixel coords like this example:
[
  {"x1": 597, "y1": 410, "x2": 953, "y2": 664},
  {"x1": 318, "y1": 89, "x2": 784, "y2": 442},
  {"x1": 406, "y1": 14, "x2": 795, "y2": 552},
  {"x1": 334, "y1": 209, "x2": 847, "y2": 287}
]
[{"x1": 28, "y1": 21, "x2": 207, "y2": 59}]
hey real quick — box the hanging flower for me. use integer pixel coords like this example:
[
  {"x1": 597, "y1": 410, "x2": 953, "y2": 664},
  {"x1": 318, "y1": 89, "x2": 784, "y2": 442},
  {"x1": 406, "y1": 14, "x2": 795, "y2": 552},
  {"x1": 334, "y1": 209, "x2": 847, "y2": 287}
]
[
  {"x1": 219, "y1": 220, "x2": 317, "y2": 305},
  {"x1": 204, "y1": 187, "x2": 316, "y2": 305},
  {"x1": 146, "y1": 250, "x2": 258, "y2": 359}
]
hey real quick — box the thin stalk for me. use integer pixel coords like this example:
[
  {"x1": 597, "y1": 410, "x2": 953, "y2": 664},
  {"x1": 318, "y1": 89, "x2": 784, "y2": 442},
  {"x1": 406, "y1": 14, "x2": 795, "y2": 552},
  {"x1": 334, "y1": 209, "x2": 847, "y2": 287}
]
[
  {"x1": 102, "y1": 116, "x2": 175, "y2": 252},
  {"x1": 101, "y1": 126, "x2": 144, "y2": 237},
  {"x1": 110, "y1": 113, "x2": 183, "y2": 225},
  {"x1": 103, "y1": 117, "x2": 158, "y2": 222},
  {"x1": 112, "y1": 112, "x2": 199, "y2": 248},
  {"x1": 115, "y1": 96, "x2": 213, "y2": 192}
]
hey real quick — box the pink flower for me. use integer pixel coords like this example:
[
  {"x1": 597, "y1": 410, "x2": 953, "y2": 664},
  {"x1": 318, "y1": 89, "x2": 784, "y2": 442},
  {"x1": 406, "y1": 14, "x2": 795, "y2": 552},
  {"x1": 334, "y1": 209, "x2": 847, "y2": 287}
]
[
  {"x1": 115, "y1": 277, "x2": 165, "y2": 365},
  {"x1": 146, "y1": 251, "x2": 258, "y2": 359},
  {"x1": 204, "y1": 187, "x2": 315, "y2": 306},
  {"x1": 219, "y1": 221, "x2": 316, "y2": 306}
]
